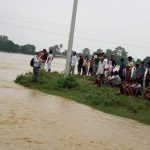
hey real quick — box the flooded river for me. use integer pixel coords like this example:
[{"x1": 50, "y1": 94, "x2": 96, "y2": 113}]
[{"x1": 0, "y1": 52, "x2": 150, "y2": 150}]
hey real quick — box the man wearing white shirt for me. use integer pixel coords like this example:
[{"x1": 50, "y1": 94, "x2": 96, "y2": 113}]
[
  {"x1": 33, "y1": 53, "x2": 41, "y2": 82},
  {"x1": 70, "y1": 52, "x2": 77, "y2": 75},
  {"x1": 96, "y1": 57, "x2": 105, "y2": 76},
  {"x1": 47, "y1": 50, "x2": 53, "y2": 72}
]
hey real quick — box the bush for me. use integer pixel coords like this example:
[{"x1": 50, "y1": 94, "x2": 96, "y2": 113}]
[
  {"x1": 57, "y1": 75, "x2": 79, "y2": 89},
  {"x1": 127, "y1": 102, "x2": 142, "y2": 113},
  {"x1": 15, "y1": 72, "x2": 32, "y2": 87},
  {"x1": 144, "y1": 100, "x2": 150, "y2": 107},
  {"x1": 108, "y1": 96, "x2": 121, "y2": 106}
]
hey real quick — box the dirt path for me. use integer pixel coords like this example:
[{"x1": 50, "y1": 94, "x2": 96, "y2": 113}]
[{"x1": 0, "y1": 52, "x2": 150, "y2": 150}]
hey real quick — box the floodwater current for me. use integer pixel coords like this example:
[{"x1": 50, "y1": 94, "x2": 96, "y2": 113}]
[{"x1": 0, "y1": 52, "x2": 150, "y2": 150}]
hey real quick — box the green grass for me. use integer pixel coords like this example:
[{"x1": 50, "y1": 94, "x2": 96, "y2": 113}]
[{"x1": 15, "y1": 71, "x2": 150, "y2": 125}]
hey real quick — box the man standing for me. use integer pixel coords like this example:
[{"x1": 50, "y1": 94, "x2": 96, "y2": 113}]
[
  {"x1": 96, "y1": 56, "x2": 105, "y2": 78},
  {"x1": 47, "y1": 50, "x2": 53, "y2": 72},
  {"x1": 33, "y1": 53, "x2": 40, "y2": 82},
  {"x1": 138, "y1": 61, "x2": 146, "y2": 91},
  {"x1": 94, "y1": 54, "x2": 100, "y2": 74},
  {"x1": 70, "y1": 52, "x2": 77, "y2": 75},
  {"x1": 119, "y1": 58, "x2": 126, "y2": 81},
  {"x1": 77, "y1": 55, "x2": 83, "y2": 75},
  {"x1": 110, "y1": 54, "x2": 116, "y2": 69},
  {"x1": 127, "y1": 56, "x2": 134, "y2": 69},
  {"x1": 145, "y1": 62, "x2": 150, "y2": 88}
]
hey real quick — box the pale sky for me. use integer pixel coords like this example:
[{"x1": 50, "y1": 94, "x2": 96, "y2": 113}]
[{"x1": 0, "y1": 0, "x2": 149, "y2": 59}]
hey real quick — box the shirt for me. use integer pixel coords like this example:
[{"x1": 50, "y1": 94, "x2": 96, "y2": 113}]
[
  {"x1": 133, "y1": 83, "x2": 141, "y2": 89},
  {"x1": 110, "y1": 58, "x2": 116, "y2": 67},
  {"x1": 71, "y1": 55, "x2": 77, "y2": 66},
  {"x1": 138, "y1": 66, "x2": 146, "y2": 77},
  {"x1": 103, "y1": 58, "x2": 108, "y2": 68},
  {"x1": 119, "y1": 63, "x2": 126, "y2": 76},
  {"x1": 113, "y1": 75, "x2": 121, "y2": 85},
  {"x1": 33, "y1": 56, "x2": 40, "y2": 67},
  {"x1": 96, "y1": 61, "x2": 105, "y2": 75},
  {"x1": 47, "y1": 54, "x2": 53, "y2": 62},
  {"x1": 127, "y1": 61, "x2": 134, "y2": 69},
  {"x1": 78, "y1": 57, "x2": 83, "y2": 66},
  {"x1": 95, "y1": 58, "x2": 100, "y2": 66},
  {"x1": 146, "y1": 68, "x2": 150, "y2": 80}
]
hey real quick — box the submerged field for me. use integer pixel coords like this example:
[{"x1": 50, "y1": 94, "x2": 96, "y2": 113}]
[{"x1": 15, "y1": 71, "x2": 150, "y2": 125}]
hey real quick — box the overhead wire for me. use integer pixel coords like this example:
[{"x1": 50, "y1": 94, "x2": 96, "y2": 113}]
[
  {"x1": 0, "y1": 11, "x2": 150, "y2": 43},
  {"x1": 0, "y1": 21, "x2": 67, "y2": 37},
  {"x1": 0, "y1": 11, "x2": 68, "y2": 29},
  {"x1": 0, "y1": 20, "x2": 150, "y2": 50}
]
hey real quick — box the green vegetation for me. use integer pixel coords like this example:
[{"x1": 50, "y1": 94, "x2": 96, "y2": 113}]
[
  {"x1": 15, "y1": 71, "x2": 150, "y2": 125},
  {"x1": 0, "y1": 35, "x2": 36, "y2": 54}
]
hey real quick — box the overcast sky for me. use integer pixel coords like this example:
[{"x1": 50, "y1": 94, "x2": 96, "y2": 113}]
[{"x1": 0, "y1": 0, "x2": 149, "y2": 59}]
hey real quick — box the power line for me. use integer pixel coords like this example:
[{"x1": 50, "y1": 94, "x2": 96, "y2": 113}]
[
  {"x1": 0, "y1": 11, "x2": 150, "y2": 43},
  {"x1": 76, "y1": 26, "x2": 150, "y2": 42},
  {"x1": 0, "y1": 11, "x2": 68, "y2": 28},
  {"x1": 0, "y1": 21, "x2": 67, "y2": 37},
  {"x1": 74, "y1": 36, "x2": 150, "y2": 49},
  {"x1": 0, "y1": 15, "x2": 68, "y2": 31},
  {"x1": 75, "y1": 28, "x2": 150, "y2": 43},
  {"x1": 0, "y1": 14, "x2": 149, "y2": 46},
  {"x1": 0, "y1": 20, "x2": 150, "y2": 50}
]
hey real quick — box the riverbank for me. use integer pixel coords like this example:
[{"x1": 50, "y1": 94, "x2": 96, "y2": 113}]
[{"x1": 15, "y1": 71, "x2": 150, "y2": 125}]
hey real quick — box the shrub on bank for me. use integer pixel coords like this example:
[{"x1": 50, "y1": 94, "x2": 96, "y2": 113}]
[
  {"x1": 15, "y1": 72, "x2": 33, "y2": 87},
  {"x1": 57, "y1": 75, "x2": 79, "y2": 89}
]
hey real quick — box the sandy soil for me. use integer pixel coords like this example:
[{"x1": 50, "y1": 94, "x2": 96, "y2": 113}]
[{"x1": 0, "y1": 52, "x2": 150, "y2": 150}]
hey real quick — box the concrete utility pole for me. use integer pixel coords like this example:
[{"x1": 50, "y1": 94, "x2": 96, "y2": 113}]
[{"x1": 65, "y1": 0, "x2": 78, "y2": 75}]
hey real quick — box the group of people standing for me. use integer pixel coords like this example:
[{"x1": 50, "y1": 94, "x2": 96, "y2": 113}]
[
  {"x1": 32, "y1": 49, "x2": 53, "y2": 82},
  {"x1": 70, "y1": 52, "x2": 117, "y2": 76},
  {"x1": 70, "y1": 51, "x2": 150, "y2": 99}
]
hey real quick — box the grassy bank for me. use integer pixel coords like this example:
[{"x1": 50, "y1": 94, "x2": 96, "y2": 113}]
[{"x1": 15, "y1": 71, "x2": 150, "y2": 125}]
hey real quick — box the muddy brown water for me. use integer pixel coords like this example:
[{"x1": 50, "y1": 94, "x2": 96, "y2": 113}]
[{"x1": 0, "y1": 52, "x2": 150, "y2": 150}]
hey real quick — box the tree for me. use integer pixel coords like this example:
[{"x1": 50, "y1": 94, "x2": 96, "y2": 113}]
[
  {"x1": 82, "y1": 48, "x2": 90, "y2": 57},
  {"x1": 105, "y1": 49, "x2": 113, "y2": 60},
  {"x1": 49, "y1": 44, "x2": 63, "y2": 56},
  {"x1": 97, "y1": 49, "x2": 103, "y2": 54},
  {"x1": 143, "y1": 56, "x2": 150, "y2": 67},
  {"x1": 0, "y1": 35, "x2": 36, "y2": 54},
  {"x1": 0, "y1": 35, "x2": 8, "y2": 42},
  {"x1": 61, "y1": 49, "x2": 67, "y2": 56},
  {"x1": 113, "y1": 46, "x2": 128, "y2": 65},
  {"x1": 59, "y1": 44, "x2": 63, "y2": 49},
  {"x1": 135, "y1": 58, "x2": 142, "y2": 64},
  {"x1": 20, "y1": 44, "x2": 36, "y2": 54},
  {"x1": 0, "y1": 39, "x2": 16, "y2": 53},
  {"x1": 105, "y1": 47, "x2": 128, "y2": 65}
]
